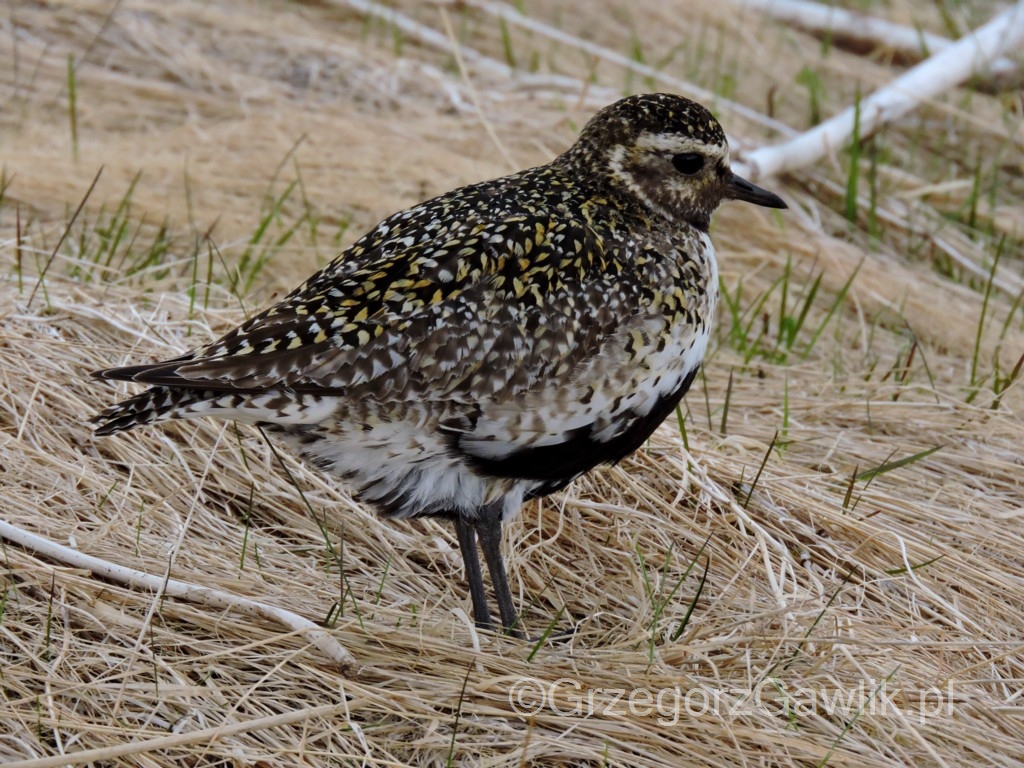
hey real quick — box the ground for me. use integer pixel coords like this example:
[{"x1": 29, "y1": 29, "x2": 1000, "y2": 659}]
[{"x1": 1, "y1": 1, "x2": 1023, "y2": 766}]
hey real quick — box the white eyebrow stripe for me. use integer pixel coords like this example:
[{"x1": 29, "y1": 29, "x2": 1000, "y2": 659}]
[{"x1": 635, "y1": 132, "x2": 725, "y2": 154}]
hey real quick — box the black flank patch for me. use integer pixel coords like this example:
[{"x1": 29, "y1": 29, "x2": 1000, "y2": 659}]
[{"x1": 463, "y1": 366, "x2": 698, "y2": 495}]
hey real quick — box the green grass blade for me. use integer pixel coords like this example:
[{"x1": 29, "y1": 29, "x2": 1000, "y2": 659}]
[{"x1": 857, "y1": 445, "x2": 943, "y2": 483}]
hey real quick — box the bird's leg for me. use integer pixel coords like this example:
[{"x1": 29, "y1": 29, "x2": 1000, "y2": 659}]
[
  {"x1": 475, "y1": 502, "x2": 524, "y2": 639},
  {"x1": 454, "y1": 515, "x2": 494, "y2": 631}
]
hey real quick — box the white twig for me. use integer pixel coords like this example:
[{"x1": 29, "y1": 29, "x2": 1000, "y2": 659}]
[
  {"x1": 0, "y1": 520, "x2": 359, "y2": 673},
  {"x1": 738, "y1": 3, "x2": 1024, "y2": 181},
  {"x1": 740, "y1": 0, "x2": 1020, "y2": 89}
]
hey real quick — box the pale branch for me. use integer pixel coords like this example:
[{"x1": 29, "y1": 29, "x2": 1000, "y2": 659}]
[
  {"x1": 0, "y1": 519, "x2": 359, "y2": 673},
  {"x1": 740, "y1": 0, "x2": 1021, "y2": 91},
  {"x1": 736, "y1": 3, "x2": 1024, "y2": 181}
]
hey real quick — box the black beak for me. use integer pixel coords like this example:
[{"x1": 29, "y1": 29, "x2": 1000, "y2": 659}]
[{"x1": 725, "y1": 171, "x2": 787, "y2": 209}]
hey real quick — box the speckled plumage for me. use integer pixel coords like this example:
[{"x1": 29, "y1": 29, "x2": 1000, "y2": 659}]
[{"x1": 92, "y1": 93, "x2": 786, "y2": 637}]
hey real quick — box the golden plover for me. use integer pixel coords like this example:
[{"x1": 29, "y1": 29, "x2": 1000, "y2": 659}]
[{"x1": 92, "y1": 93, "x2": 786, "y2": 638}]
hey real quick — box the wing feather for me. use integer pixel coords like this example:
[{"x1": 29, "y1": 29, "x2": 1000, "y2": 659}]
[{"x1": 94, "y1": 194, "x2": 639, "y2": 404}]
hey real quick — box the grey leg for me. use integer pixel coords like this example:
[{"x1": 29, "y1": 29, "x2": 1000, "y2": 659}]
[
  {"x1": 475, "y1": 502, "x2": 524, "y2": 639},
  {"x1": 454, "y1": 516, "x2": 494, "y2": 631}
]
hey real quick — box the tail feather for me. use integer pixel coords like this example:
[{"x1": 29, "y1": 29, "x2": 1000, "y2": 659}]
[
  {"x1": 90, "y1": 360, "x2": 336, "y2": 435},
  {"x1": 91, "y1": 353, "x2": 203, "y2": 387},
  {"x1": 90, "y1": 386, "x2": 216, "y2": 436}
]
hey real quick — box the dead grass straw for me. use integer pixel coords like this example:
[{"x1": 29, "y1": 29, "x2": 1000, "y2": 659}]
[{"x1": 2, "y1": 1, "x2": 1023, "y2": 766}]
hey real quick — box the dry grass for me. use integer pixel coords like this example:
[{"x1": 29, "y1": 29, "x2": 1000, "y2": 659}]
[{"x1": 2, "y1": 1, "x2": 1023, "y2": 766}]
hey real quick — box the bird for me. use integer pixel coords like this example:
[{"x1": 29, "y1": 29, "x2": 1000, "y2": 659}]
[{"x1": 91, "y1": 93, "x2": 786, "y2": 639}]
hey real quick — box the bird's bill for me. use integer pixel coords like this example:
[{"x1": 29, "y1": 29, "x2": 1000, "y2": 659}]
[{"x1": 725, "y1": 172, "x2": 787, "y2": 209}]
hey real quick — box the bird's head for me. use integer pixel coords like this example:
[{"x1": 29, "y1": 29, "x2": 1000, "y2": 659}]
[{"x1": 565, "y1": 93, "x2": 786, "y2": 230}]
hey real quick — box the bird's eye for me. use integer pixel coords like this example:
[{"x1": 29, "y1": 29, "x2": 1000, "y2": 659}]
[{"x1": 671, "y1": 153, "x2": 704, "y2": 175}]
